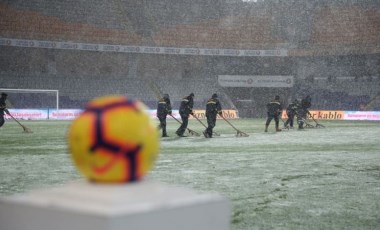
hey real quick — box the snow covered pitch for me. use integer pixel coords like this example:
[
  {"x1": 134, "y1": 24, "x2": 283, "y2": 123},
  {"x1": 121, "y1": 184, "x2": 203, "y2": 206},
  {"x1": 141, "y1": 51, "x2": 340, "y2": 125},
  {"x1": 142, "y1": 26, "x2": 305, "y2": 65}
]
[{"x1": 0, "y1": 119, "x2": 379, "y2": 230}]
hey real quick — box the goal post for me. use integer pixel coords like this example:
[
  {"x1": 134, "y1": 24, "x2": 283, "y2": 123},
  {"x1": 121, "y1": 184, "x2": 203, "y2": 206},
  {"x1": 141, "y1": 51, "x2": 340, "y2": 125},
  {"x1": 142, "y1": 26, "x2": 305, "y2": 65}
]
[{"x1": 0, "y1": 88, "x2": 59, "y2": 110}]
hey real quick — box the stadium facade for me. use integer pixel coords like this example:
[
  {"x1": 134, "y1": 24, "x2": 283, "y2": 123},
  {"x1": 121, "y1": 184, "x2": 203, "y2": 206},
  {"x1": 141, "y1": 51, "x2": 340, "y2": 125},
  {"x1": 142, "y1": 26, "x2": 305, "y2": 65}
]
[{"x1": 0, "y1": 0, "x2": 379, "y2": 117}]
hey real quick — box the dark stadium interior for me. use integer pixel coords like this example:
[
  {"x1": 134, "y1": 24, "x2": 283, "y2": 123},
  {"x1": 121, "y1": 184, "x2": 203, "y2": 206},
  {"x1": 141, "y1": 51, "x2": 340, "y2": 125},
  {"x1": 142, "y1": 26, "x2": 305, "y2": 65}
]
[{"x1": 0, "y1": 0, "x2": 379, "y2": 117}]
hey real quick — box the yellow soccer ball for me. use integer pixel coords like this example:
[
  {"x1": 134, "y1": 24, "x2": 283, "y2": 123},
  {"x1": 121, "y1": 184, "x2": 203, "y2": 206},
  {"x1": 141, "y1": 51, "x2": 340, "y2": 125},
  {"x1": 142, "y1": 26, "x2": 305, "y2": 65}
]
[{"x1": 68, "y1": 95, "x2": 159, "y2": 183}]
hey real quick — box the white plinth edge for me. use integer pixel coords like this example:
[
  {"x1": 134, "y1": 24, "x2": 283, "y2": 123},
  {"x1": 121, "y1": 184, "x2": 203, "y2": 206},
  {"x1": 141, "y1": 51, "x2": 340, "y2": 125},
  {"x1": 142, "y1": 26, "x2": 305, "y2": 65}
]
[{"x1": 0, "y1": 180, "x2": 230, "y2": 230}]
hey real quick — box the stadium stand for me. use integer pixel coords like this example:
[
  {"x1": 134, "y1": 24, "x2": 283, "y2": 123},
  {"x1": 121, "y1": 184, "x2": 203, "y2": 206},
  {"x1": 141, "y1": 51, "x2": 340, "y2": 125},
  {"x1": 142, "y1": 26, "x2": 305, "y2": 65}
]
[
  {"x1": 311, "y1": 6, "x2": 379, "y2": 46},
  {"x1": 0, "y1": 3, "x2": 142, "y2": 45},
  {"x1": 365, "y1": 93, "x2": 380, "y2": 111},
  {"x1": 153, "y1": 15, "x2": 284, "y2": 49},
  {"x1": 0, "y1": 1, "x2": 379, "y2": 115}
]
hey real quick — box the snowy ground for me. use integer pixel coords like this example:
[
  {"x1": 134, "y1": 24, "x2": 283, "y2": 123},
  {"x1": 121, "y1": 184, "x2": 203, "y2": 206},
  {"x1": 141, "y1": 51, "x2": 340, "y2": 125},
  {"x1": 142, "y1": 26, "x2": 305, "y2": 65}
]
[{"x1": 0, "y1": 119, "x2": 379, "y2": 229}]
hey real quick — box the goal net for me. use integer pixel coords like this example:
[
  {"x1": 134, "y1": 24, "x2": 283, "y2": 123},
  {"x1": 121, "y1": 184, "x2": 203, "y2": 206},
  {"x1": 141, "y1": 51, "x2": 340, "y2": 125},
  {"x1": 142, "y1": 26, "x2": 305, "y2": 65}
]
[{"x1": 0, "y1": 88, "x2": 59, "y2": 110}]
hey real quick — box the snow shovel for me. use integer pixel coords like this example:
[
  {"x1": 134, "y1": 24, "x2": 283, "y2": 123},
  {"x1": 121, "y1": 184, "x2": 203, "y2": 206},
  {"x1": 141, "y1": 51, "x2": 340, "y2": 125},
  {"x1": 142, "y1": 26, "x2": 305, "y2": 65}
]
[
  {"x1": 307, "y1": 111, "x2": 325, "y2": 128},
  {"x1": 8, "y1": 113, "x2": 33, "y2": 133},
  {"x1": 191, "y1": 114, "x2": 220, "y2": 136},
  {"x1": 170, "y1": 114, "x2": 200, "y2": 136},
  {"x1": 220, "y1": 115, "x2": 249, "y2": 137}
]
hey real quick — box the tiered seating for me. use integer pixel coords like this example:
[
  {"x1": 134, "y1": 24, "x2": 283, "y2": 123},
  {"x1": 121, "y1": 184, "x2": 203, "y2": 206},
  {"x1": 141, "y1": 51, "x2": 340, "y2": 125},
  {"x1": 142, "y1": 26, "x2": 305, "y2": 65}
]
[
  {"x1": 2, "y1": 2, "x2": 377, "y2": 113},
  {"x1": 0, "y1": 3, "x2": 142, "y2": 45},
  {"x1": 311, "y1": 6, "x2": 380, "y2": 46},
  {"x1": 365, "y1": 93, "x2": 380, "y2": 111},
  {"x1": 153, "y1": 16, "x2": 284, "y2": 49},
  {"x1": 313, "y1": 90, "x2": 371, "y2": 110},
  {"x1": 297, "y1": 77, "x2": 377, "y2": 111}
]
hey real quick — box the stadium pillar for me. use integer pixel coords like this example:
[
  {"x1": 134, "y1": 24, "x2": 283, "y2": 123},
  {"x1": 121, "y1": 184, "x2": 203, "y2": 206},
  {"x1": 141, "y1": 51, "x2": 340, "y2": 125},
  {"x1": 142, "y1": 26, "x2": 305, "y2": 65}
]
[{"x1": 0, "y1": 180, "x2": 230, "y2": 230}]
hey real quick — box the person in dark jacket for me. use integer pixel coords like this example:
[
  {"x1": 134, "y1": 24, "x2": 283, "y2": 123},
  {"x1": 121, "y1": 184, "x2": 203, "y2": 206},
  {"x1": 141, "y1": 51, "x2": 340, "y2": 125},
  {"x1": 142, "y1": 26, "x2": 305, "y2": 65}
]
[
  {"x1": 176, "y1": 93, "x2": 194, "y2": 137},
  {"x1": 204, "y1": 93, "x2": 222, "y2": 138},
  {"x1": 284, "y1": 99, "x2": 299, "y2": 129},
  {"x1": 0, "y1": 93, "x2": 10, "y2": 128},
  {"x1": 157, "y1": 94, "x2": 172, "y2": 137},
  {"x1": 265, "y1": 95, "x2": 283, "y2": 132},
  {"x1": 296, "y1": 95, "x2": 312, "y2": 130}
]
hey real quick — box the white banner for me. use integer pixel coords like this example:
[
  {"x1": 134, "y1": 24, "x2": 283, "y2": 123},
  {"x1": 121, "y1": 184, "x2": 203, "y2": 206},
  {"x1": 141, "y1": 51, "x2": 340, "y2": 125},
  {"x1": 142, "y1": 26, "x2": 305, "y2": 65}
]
[
  {"x1": 49, "y1": 109, "x2": 83, "y2": 120},
  {"x1": 344, "y1": 111, "x2": 380, "y2": 121},
  {"x1": 0, "y1": 37, "x2": 288, "y2": 57},
  {"x1": 218, "y1": 75, "x2": 294, "y2": 87},
  {"x1": 5, "y1": 109, "x2": 48, "y2": 120},
  {"x1": 4, "y1": 109, "x2": 380, "y2": 121},
  {"x1": 5, "y1": 109, "x2": 182, "y2": 120},
  {"x1": 148, "y1": 109, "x2": 181, "y2": 120}
]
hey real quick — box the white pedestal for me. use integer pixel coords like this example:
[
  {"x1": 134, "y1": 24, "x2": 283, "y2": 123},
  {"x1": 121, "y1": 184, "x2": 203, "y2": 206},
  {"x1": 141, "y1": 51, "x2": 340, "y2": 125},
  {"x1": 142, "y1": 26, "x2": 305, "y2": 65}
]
[{"x1": 0, "y1": 180, "x2": 230, "y2": 230}]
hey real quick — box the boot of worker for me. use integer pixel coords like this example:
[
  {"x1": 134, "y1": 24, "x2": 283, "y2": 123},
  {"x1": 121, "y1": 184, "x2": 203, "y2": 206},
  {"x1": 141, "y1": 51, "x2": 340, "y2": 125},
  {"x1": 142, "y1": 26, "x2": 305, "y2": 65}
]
[
  {"x1": 162, "y1": 131, "x2": 169, "y2": 138},
  {"x1": 298, "y1": 120, "x2": 304, "y2": 130},
  {"x1": 264, "y1": 124, "x2": 269, "y2": 132},
  {"x1": 276, "y1": 125, "x2": 282, "y2": 132}
]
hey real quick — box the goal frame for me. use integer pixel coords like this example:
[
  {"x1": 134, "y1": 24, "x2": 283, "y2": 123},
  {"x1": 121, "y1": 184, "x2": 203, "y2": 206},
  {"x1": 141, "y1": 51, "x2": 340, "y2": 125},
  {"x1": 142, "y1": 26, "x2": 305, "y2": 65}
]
[{"x1": 0, "y1": 88, "x2": 59, "y2": 110}]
